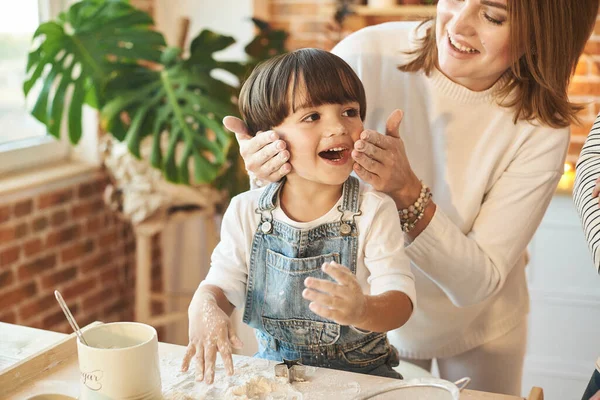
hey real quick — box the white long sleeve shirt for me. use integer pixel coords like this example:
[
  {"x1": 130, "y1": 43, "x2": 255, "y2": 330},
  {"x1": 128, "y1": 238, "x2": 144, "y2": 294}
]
[
  {"x1": 333, "y1": 22, "x2": 569, "y2": 358},
  {"x1": 201, "y1": 182, "x2": 417, "y2": 315},
  {"x1": 574, "y1": 113, "x2": 600, "y2": 272}
]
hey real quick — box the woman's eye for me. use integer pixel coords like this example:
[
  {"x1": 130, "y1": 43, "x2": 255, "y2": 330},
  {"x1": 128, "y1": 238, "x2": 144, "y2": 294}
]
[
  {"x1": 484, "y1": 13, "x2": 504, "y2": 25},
  {"x1": 302, "y1": 113, "x2": 320, "y2": 122},
  {"x1": 342, "y1": 108, "x2": 359, "y2": 117}
]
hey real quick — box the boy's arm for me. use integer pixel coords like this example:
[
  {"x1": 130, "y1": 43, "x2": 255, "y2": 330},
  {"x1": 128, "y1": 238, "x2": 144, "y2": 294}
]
[
  {"x1": 355, "y1": 291, "x2": 413, "y2": 332},
  {"x1": 200, "y1": 195, "x2": 251, "y2": 310},
  {"x1": 181, "y1": 195, "x2": 253, "y2": 384},
  {"x1": 303, "y1": 194, "x2": 416, "y2": 332},
  {"x1": 303, "y1": 262, "x2": 412, "y2": 333},
  {"x1": 189, "y1": 284, "x2": 235, "y2": 317},
  {"x1": 362, "y1": 194, "x2": 416, "y2": 330}
]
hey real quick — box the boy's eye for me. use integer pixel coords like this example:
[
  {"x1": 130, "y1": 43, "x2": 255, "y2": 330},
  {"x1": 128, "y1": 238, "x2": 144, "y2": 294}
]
[
  {"x1": 302, "y1": 113, "x2": 320, "y2": 122},
  {"x1": 343, "y1": 108, "x2": 359, "y2": 117}
]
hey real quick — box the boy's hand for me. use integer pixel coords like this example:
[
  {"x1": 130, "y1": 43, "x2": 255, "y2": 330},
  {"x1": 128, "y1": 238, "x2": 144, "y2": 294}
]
[
  {"x1": 302, "y1": 261, "x2": 367, "y2": 327},
  {"x1": 180, "y1": 292, "x2": 243, "y2": 384}
]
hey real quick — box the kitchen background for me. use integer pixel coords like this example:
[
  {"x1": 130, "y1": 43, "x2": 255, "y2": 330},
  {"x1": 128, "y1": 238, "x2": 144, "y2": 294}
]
[{"x1": 0, "y1": 1, "x2": 599, "y2": 399}]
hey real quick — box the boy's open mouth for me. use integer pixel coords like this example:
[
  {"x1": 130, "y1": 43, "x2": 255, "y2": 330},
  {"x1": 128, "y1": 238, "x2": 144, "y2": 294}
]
[{"x1": 318, "y1": 147, "x2": 348, "y2": 161}]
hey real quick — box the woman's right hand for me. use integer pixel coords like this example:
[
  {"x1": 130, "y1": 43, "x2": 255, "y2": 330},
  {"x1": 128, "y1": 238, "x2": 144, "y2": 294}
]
[
  {"x1": 181, "y1": 291, "x2": 243, "y2": 384},
  {"x1": 223, "y1": 116, "x2": 291, "y2": 183}
]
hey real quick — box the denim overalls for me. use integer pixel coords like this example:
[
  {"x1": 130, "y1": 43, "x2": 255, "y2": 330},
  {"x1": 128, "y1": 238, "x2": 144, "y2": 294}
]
[{"x1": 242, "y1": 176, "x2": 402, "y2": 379}]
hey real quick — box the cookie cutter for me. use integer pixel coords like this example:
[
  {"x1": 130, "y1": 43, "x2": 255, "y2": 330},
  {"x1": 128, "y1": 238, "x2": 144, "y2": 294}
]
[{"x1": 274, "y1": 358, "x2": 308, "y2": 383}]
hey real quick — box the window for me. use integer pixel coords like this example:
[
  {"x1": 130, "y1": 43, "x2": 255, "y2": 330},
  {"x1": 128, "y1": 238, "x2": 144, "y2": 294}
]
[
  {"x1": 0, "y1": 0, "x2": 71, "y2": 175},
  {"x1": 0, "y1": 0, "x2": 47, "y2": 145}
]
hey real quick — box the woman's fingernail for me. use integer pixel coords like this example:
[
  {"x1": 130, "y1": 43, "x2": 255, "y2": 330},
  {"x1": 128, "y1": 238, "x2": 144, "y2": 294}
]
[
  {"x1": 361, "y1": 132, "x2": 367, "y2": 140},
  {"x1": 355, "y1": 141, "x2": 364, "y2": 150},
  {"x1": 277, "y1": 141, "x2": 286, "y2": 150},
  {"x1": 270, "y1": 131, "x2": 277, "y2": 140}
]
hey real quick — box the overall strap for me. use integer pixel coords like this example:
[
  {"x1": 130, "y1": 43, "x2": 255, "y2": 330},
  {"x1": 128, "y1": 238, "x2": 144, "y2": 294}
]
[
  {"x1": 257, "y1": 179, "x2": 285, "y2": 212},
  {"x1": 340, "y1": 176, "x2": 360, "y2": 213}
]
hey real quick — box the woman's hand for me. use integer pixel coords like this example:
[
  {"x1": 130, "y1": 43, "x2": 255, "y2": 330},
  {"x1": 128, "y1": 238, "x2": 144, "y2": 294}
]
[
  {"x1": 181, "y1": 291, "x2": 243, "y2": 384},
  {"x1": 302, "y1": 261, "x2": 367, "y2": 327},
  {"x1": 223, "y1": 116, "x2": 291, "y2": 183},
  {"x1": 352, "y1": 110, "x2": 421, "y2": 208}
]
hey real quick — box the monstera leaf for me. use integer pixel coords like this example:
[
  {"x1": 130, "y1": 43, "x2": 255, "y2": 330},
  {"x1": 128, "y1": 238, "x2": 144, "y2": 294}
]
[
  {"x1": 245, "y1": 18, "x2": 288, "y2": 65},
  {"x1": 24, "y1": 0, "x2": 165, "y2": 143},
  {"x1": 101, "y1": 30, "x2": 240, "y2": 185},
  {"x1": 24, "y1": 0, "x2": 288, "y2": 195}
]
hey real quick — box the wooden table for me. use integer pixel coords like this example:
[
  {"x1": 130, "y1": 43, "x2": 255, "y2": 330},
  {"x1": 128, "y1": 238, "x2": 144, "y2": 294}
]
[{"x1": 0, "y1": 322, "x2": 528, "y2": 400}]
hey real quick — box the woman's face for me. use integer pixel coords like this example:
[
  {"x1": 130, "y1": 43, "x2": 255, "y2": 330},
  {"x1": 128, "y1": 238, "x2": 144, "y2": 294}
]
[{"x1": 436, "y1": 0, "x2": 512, "y2": 91}]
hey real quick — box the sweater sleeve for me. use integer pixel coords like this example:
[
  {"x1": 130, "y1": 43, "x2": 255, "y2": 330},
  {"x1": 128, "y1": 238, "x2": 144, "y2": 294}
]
[
  {"x1": 406, "y1": 126, "x2": 569, "y2": 307},
  {"x1": 199, "y1": 196, "x2": 249, "y2": 309},
  {"x1": 573, "y1": 114, "x2": 600, "y2": 273},
  {"x1": 364, "y1": 194, "x2": 417, "y2": 308}
]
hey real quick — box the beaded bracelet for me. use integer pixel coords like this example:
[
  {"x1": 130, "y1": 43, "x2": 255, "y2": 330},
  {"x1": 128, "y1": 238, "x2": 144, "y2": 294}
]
[{"x1": 398, "y1": 182, "x2": 432, "y2": 233}]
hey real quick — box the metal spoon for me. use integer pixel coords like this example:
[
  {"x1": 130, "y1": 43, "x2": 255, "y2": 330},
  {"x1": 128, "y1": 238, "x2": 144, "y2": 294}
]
[{"x1": 54, "y1": 290, "x2": 89, "y2": 346}]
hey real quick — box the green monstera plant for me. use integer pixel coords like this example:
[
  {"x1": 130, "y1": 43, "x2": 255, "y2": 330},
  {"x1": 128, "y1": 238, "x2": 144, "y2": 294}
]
[{"x1": 24, "y1": 0, "x2": 287, "y2": 198}]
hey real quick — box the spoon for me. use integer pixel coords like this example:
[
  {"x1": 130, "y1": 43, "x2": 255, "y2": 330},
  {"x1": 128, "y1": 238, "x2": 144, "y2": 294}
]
[{"x1": 54, "y1": 290, "x2": 89, "y2": 346}]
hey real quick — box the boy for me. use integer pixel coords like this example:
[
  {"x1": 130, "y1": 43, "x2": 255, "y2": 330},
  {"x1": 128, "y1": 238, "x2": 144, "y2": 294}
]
[{"x1": 181, "y1": 48, "x2": 416, "y2": 384}]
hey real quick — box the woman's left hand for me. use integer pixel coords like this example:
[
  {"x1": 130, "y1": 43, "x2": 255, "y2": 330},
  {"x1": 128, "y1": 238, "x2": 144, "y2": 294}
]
[
  {"x1": 302, "y1": 261, "x2": 367, "y2": 326},
  {"x1": 352, "y1": 109, "x2": 421, "y2": 206}
]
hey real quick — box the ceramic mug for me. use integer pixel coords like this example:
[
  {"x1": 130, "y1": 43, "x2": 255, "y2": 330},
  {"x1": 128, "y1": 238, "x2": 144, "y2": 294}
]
[{"x1": 77, "y1": 322, "x2": 162, "y2": 400}]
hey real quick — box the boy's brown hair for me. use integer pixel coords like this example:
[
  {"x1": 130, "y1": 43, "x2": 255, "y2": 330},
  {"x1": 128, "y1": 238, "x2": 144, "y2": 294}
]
[
  {"x1": 238, "y1": 48, "x2": 367, "y2": 136},
  {"x1": 400, "y1": 0, "x2": 599, "y2": 128}
]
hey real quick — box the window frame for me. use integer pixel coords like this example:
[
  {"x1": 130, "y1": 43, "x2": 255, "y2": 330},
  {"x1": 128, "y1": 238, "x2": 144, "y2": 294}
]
[{"x1": 0, "y1": 0, "x2": 87, "y2": 177}]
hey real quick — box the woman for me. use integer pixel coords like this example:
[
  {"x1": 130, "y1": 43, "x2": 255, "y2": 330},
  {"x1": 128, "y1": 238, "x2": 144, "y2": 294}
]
[
  {"x1": 574, "y1": 114, "x2": 600, "y2": 400},
  {"x1": 224, "y1": 0, "x2": 599, "y2": 394}
]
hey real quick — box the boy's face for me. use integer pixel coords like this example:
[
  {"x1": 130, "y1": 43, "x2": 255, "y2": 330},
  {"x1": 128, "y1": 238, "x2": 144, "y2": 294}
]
[{"x1": 273, "y1": 85, "x2": 363, "y2": 187}]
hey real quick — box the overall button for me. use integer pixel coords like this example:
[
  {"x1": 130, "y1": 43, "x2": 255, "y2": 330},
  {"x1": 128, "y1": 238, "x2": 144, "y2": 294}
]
[
  {"x1": 340, "y1": 223, "x2": 351, "y2": 236},
  {"x1": 261, "y1": 221, "x2": 273, "y2": 234}
]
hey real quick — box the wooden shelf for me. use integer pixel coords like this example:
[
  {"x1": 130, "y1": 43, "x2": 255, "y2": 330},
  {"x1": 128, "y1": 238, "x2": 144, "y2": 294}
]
[{"x1": 352, "y1": 5, "x2": 437, "y2": 18}]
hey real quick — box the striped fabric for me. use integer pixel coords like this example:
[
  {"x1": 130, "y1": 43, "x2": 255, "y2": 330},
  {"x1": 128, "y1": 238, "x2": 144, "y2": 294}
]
[{"x1": 574, "y1": 114, "x2": 600, "y2": 273}]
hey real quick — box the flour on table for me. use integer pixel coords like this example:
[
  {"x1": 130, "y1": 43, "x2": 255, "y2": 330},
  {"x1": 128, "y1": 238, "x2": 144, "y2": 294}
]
[
  {"x1": 163, "y1": 392, "x2": 198, "y2": 400},
  {"x1": 226, "y1": 375, "x2": 301, "y2": 399},
  {"x1": 160, "y1": 353, "x2": 361, "y2": 400}
]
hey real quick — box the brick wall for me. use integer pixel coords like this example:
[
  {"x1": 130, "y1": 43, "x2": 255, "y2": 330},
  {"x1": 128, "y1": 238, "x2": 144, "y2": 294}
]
[
  {"x1": 260, "y1": 0, "x2": 600, "y2": 163},
  {"x1": 0, "y1": 171, "x2": 163, "y2": 334},
  {"x1": 569, "y1": 16, "x2": 600, "y2": 164}
]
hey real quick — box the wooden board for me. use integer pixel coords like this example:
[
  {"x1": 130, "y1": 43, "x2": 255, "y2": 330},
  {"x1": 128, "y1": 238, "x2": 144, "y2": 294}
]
[
  {"x1": 0, "y1": 322, "x2": 102, "y2": 398},
  {"x1": 0, "y1": 322, "x2": 66, "y2": 372}
]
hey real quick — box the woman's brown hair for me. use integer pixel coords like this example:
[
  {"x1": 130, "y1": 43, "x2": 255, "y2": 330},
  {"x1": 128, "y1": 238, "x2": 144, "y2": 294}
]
[
  {"x1": 400, "y1": 0, "x2": 599, "y2": 128},
  {"x1": 238, "y1": 48, "x2": 367, "y2": 136}
]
